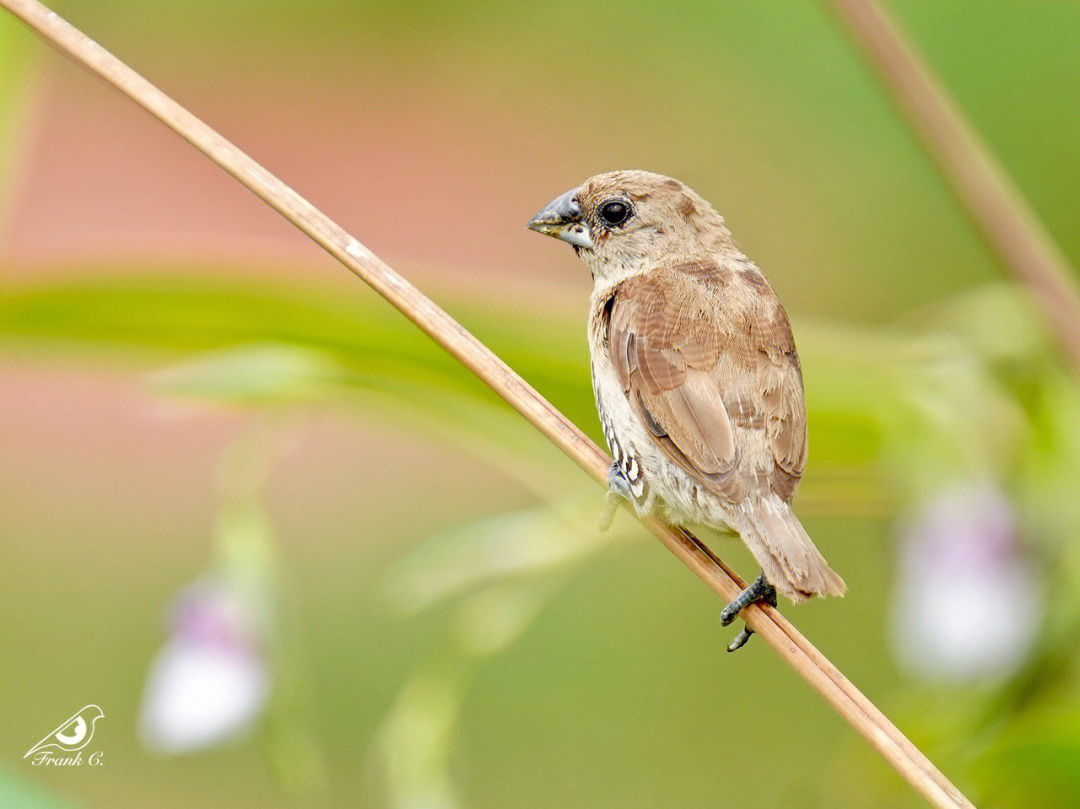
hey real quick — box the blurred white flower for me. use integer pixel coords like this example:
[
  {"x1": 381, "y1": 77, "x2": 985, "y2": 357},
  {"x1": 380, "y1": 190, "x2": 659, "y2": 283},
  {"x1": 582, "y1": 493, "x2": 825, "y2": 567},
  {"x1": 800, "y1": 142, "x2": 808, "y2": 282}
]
[
  {"x1": 138, "y1": 581, "x2": 270, "y2": 753},
  {"x1": 891, "y1": 482, "x2": 1044, "y2": 684}
]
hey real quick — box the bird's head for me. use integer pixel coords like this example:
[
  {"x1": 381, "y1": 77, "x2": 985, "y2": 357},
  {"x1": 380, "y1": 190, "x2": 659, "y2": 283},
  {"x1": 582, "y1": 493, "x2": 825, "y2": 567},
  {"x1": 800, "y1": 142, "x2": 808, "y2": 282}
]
[{"x1": 526, "y1": 170, "x2": 732, "y2": 283}]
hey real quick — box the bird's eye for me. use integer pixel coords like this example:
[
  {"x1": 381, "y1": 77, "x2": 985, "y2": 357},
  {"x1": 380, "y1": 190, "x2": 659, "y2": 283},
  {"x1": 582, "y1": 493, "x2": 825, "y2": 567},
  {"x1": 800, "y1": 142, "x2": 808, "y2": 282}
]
[{"x1": 598, "y1": 199, "x2": 631, "y2": 227}]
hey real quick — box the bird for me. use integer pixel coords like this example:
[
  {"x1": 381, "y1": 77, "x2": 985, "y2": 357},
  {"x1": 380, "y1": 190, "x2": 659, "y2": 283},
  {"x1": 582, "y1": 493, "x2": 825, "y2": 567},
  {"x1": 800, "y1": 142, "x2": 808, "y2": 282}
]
[{"x1": 526, "y1": 170, "x2": 845, "y2": 650}]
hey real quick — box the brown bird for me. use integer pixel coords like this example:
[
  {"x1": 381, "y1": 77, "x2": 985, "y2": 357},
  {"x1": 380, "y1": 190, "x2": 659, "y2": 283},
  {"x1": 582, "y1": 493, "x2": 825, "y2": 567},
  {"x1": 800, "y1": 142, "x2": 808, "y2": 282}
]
[{"x1": 527, "y1": 170, "x2": 845, "y2": 650}]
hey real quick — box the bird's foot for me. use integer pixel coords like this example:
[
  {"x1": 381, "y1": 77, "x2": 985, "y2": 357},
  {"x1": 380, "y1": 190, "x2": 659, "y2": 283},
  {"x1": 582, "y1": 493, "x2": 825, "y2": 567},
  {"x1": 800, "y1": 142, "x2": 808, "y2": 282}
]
[
  {"x1": 720, "y1": 572, "x2": 777, "y2": 626},
  {"x1": 720, "y1": 572, "x2": 777, "y2": 652},
  {"x1": 599, "y1": 462, "x2": 632, "y2": 531}
]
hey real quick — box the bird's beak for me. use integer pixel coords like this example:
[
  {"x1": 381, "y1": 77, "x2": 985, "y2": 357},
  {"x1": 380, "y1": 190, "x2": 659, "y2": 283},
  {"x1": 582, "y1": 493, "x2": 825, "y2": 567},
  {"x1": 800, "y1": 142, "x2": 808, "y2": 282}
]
[{"x1": 526, "y1": 187, "x2": 594, "y2": 249}]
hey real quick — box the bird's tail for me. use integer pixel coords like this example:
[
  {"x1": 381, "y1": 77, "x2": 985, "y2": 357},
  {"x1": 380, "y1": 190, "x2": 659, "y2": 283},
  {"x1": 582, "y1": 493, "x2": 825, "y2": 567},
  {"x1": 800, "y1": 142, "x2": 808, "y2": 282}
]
[{"x1": 730, "y1": 496, "x2": 846, "y2": 603}]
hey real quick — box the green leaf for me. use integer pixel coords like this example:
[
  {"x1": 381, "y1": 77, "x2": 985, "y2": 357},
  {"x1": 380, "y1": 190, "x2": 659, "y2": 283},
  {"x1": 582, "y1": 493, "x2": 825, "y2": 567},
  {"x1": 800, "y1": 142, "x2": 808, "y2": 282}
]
[
  {"x1": 149, "y1": 342, "x2": 349, "y2": 405},
  {"x1": 0, "y1": 765, "x2": 83, "y2": 809}
]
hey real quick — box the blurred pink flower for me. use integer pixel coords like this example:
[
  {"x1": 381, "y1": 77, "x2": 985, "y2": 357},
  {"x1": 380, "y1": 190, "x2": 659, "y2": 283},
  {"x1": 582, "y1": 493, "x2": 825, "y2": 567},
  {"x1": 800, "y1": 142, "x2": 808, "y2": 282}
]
[
  {"x1": 890, "y1": 482, "x2": 1044, "y2": 683},
  {"x1": 138, "y1": 582, "x2": 270, "y2": 753}
]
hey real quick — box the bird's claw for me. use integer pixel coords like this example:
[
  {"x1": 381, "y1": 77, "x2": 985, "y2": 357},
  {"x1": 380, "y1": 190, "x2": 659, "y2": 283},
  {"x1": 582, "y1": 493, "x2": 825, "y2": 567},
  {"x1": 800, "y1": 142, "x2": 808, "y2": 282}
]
[
  {"x1": 599, "y1": 462, "x2": 632, "y2": 531},
  {"x1": 726, "y1": 627, "x2": 755, "y2": 652},
  {"x1": 720, "y1": 572, "x2": 777, "y2": 652},
  {"x1": 608, "y1": 462, "x2": 632, "y2": 499}
]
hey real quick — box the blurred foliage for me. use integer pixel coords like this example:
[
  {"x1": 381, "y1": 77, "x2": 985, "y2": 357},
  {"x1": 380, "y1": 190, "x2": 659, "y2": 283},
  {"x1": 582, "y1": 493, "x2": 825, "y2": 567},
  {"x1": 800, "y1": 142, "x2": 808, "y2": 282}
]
[
  {"x1": 0, "y1": 276, "x2": 1045, "y2": 485},
  {"x1": 5, "y1": 1, "x2": 1080, "y2": 808},
  {"x1": 0, "y1": 767, "x2": 80, "y2": 809},
  {"x1": 4, "y1": 271, "x2": 1080, "y2": 808},
  {"x1": 0, "y1": 11, "x2": 36, "y2": 203}
]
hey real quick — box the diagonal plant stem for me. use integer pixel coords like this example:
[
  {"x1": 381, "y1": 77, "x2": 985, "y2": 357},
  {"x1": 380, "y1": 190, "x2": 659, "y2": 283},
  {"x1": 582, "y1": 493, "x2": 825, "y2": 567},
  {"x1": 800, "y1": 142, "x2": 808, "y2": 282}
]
[
  {"x1": 821, "y1": 0, "x2": 1080, "y2": 371},
  {"x1": 1, "y1": 1, "x2": 974, "y2": 807}
]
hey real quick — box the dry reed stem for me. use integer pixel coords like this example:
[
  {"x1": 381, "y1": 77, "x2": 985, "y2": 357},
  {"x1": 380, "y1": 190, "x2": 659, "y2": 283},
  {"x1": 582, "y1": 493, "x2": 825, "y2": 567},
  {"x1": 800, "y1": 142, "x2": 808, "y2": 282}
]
[
  {"x1": 822, "y1": 0, "x2": 1080, "y2": 371},
  {"x1": 1, "y1": 1, "x2": 974, "y2": 807}
]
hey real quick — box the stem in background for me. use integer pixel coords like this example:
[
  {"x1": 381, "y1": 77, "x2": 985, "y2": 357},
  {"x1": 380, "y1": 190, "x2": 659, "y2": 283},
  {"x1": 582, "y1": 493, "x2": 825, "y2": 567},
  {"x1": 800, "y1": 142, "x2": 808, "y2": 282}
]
[
  {"x1": 0, "y1": 1, "x2": 974, "y2": 807},
  {"x1": 821, "y1": 0, "x2": 1080, "y2": 371}
]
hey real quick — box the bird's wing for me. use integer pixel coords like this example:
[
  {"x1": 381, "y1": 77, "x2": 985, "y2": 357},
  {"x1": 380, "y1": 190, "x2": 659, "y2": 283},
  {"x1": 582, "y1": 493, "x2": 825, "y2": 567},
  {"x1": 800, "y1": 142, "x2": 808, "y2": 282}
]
[{"x1": 606, "y1": 262, "x2": 807, "y2": 503}]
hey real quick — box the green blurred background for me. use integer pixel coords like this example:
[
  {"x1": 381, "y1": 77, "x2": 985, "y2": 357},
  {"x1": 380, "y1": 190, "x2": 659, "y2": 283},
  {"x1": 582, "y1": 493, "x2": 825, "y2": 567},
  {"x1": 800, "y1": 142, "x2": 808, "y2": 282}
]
[{"x1": 3, "y1": 2, "x2": 1080, "y2": 808}]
